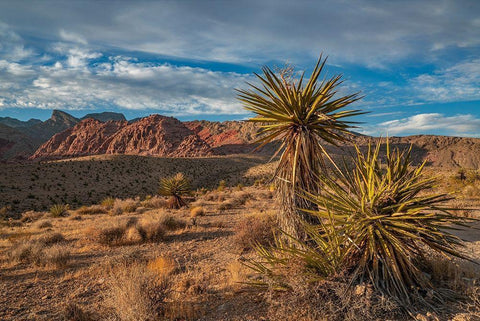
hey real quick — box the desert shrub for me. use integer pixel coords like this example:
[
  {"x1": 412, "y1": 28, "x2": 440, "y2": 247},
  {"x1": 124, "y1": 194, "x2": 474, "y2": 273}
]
[
  {"x1": 104, "y1": 262, "x2": 167, "y2": 321},
  {"x1": 36, "y1": 232, "x2": 65, "y2": 245},
  {"x1": 266, "y1": 278, "x2": 402, "y2": 321},
  {"x1": 89, "y1": 225, "x2": 126, "y2": 246},
  {"x1": 217, "y1": 199, "x2": 236, "y2": 211},
  {"x1": 123, "y1": 226, "x2": 144, "y2": 244},
  {"x1": 76, "y1": 205, "x2": 108, "y2": 215},
  {"x1": 230, "y1": 191, "x2": 252, "y2": 206},
  {"x1": 217, "y1": 180, "x2": 226, "y2": 192},
  {"x1": 147, "y1": 256, "x2": 176, "y2": 282},
  {"x1": 137, "y1": 219, "x2": 166, "y2": 242},
  {"x1": 190, "y1": 206, "x2": 205, "y2": 218},
  {"x1": 159, "y1": 214, "x2": 186, "y2": 231},
  {"x1": 20, "y1": 210, "x2": 44, "y2": 222},
  {"x1": 8, "y1": 238, "x2": 70, "y2": 268},
  {"x1": 63, "y1": 302, "x2": 95, "y2": 321},
  {"x1": 50, "y1": 204, "x2": 69, "y2": 217},
  {"x1": 42, "y1": 244, "x2": 71, "y2": 268},
  {"x1": 89, "y1": 218, "x2": 167, "y2": 246},
  {"x1": 141, "y1": 196, "x2": 167, "y2": 209},
  {"x1": 234, "y1": 212, "x2": 276, "y2": 251},
  {"x1": 0, "y1": 206, "x2": 12, "y2": 220},
  {"x1": 35, "y1": 219, "x2": 53, "y2": 229},
  {"x1": 159, "y1": 173, "x2": 190, "y2": 209},
  {"x1": 464, "y1": 184, "x2": 480, "y2": 199},
  {"x1": 111, "y1": 198, "x2": 139, "y2": 215},
  {"x1": 8, "y1": 241, "x2": 41, "y2": 264},
  {"x1": 101, "y1": 197, "x2": 115, "y2": 208}
]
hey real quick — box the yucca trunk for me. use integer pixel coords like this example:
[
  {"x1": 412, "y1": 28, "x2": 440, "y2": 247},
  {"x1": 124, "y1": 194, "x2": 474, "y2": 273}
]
[
  {"x1": 276, "y1": 129, "x2": 323, "y2": 239},
  {"x1": 237, "y1": 55, "x2": 363, "y2": 240}
]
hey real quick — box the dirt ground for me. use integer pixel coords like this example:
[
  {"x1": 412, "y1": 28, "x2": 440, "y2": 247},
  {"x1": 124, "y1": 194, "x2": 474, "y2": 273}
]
[{"x1": 1, "y1": 160, "x2": 480, "y2": 320}]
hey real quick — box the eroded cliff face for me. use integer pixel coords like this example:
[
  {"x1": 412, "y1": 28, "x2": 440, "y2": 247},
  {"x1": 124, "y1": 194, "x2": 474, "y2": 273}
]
[{"x1": 31, "y1": 115, "x2": 212, "y2": 160}]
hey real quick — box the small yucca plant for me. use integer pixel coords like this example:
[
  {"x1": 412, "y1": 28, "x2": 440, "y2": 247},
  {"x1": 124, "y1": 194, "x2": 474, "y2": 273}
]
[
  {"x1": 158, "y1": 173, "x2": 190, "y2": 209},
  {"x1": 303, "y1": 140, "x2": 473, "y2": 305},
  {"x1": 237, "y1": 55, "x2": 363, "y2": 239},
  {"x1": 50, "y1": 204, "x2": 69, "y2": 217}
]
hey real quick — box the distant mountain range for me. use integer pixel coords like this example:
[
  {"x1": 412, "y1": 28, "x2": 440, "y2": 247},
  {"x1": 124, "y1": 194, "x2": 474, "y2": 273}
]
[{"x1": 1, "y1": 110, "x2": 480, "y2": 169}]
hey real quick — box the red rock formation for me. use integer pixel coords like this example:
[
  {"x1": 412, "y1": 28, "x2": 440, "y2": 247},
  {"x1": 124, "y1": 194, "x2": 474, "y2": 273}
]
[
  {"x1": 103, "y1": 115, "x2": 212, "y2": 157},
  {"x1": 31, "y1": 115, "x2": 212, "y2": 160}
]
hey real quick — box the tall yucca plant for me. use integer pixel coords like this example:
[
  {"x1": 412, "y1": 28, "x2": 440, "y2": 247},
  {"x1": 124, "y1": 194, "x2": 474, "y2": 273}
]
[
  {"x1": 303, "y1": 140, "x2": 472, "y2": 305},
  {"x1": 237, "y1": 55, "x2": 363, "y2": 239},
  {"x1": 159, "y1": 173, "x2": 190, "y2": 209}
]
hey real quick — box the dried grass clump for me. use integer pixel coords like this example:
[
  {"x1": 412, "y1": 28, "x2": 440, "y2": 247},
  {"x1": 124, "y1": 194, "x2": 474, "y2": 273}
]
[
  {"x1": 88, "y1": 217, "x2": 168, "y2": 246},
  {"x1": 62, "y1": 302, "x2": 95, "y2": 321},
  {"x1": 266, "y1": 277, "x2": 402, "y2": 321},
  {"x1": 137, "y1": 218, "x2": 166, "y2": 242},
  {"x1": 20, "y1": 210, "x2": 44, "y2": 222},
  {"x1": 34, "y1": 219, "x2": 53, "y2": 229},
  {"x1": 234, "y1": 212, "x2": 276, "y2": 251},
  {"x1": 230, "y1": 191, "x2": 253, "y2": 206},
  {"x1": 76, "y1": 205, "x2": 108, "y2": 215},
  {"x1": 36, "y1": 232, "x2": 65, "y2": 245},
  {"x1": 101, "y1": 197, "x2": 115, "y2": 208},
  {"x1": 42, "y1": 244, "x2": 71, "y2": 268},
  {"x1": 147, "y1": 256, "x2": 176, "y2": 282},
  {"x1": 158, "y1": 214, "x2": 186, "y2": 231},
  {"x1": 141, "y1": 196, "x2": 167, "y2": 209},
  {"x1": 463, "y1": 184, "x2": 480, "y2": 199},
  {"x1": 8, "y1": 236, "x2": 70, "y2": 268},
  {"x1": 111, "y1": 198, "x2": 139, "y2": 215},
  {"x1": 190, "y1": 206, "x2": 205, "y2": 218},
  {"x1": 88, "y1": 225, "x2": 126, "y2": 246},
  {"x1": 217, "y1": 199, "x2": 236, "y2": 211},
  {"x1": 104, "y1": 262, "x2": 167, "y2": 321}
]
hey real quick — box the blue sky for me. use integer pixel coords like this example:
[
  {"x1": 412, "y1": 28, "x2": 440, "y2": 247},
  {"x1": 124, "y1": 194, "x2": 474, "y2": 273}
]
[{"x1": 0, "y1": 0, "x2": 479, "y2": 136}]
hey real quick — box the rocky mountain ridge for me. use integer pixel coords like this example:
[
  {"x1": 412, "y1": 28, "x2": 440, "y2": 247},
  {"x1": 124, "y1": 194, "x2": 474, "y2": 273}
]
[{"x1": 2, "y1": 110, "x2": 480, "y2": 169}]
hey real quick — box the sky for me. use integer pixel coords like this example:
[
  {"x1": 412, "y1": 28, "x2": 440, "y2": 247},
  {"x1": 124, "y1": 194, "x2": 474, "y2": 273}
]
[{"x1": 0, "y1": 0, "x2": 479, "y2": 137}]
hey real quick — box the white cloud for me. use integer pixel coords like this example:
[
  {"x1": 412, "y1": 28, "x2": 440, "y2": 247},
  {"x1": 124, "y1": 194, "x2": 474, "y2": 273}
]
[
  {"x1": 59, "y1": 29, "x2": 88, "y2": 45},
  {"x1": 360, "y1": 113, "x2": 480, "y2": 137},
  {"x1": 0, "y1": 44, "x2": 253, "y2": 114},
  {"x1": 0, "y1": 1, "x2": 478, "y2": 66},
  {"x1": 411, "y1": 59, "x2": 480, "y2": 103}
]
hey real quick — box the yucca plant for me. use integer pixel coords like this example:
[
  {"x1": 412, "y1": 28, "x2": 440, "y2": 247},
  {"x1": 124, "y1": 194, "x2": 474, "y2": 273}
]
[
  {"x1": 158, "y1": 173, "x2": 190, "y2": 209},
  {"x1": 237, "y1": 55, "x2": 363, "y2": 239},
  {"x1": 50, "y1": 204, "x2": 69, "y2": 217},
  {"x1": 302, "y1": 140, "x2": 473, "y2": 305}
]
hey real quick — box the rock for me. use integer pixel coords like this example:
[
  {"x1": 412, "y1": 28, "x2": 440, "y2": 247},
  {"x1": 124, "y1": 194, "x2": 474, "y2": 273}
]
[{"x1": 31, "y1": 115, "x2": 213, "y2": 159}]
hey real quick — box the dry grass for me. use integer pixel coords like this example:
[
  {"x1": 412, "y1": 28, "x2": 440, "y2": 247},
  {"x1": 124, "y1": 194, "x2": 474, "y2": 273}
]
[
  {"x1": 62, "y1": 302, "x2": 95, "y2": 321},
  {"x1": 137, "y1": 218, "x2": 166, "y2": 242},
  {"x1": 104, "y1": 262, "x2": 167, "y2": 321},
  {"x1": 141, "y1": 195, "x2": 167, "y2": 209},
  {"x1": 0, "y1": 182, "x2": 478, "y2": 320},
  {"x1": 158, "y1": 213, "x2": 186, "y2": 231},
  {"x1": 111, "y1": 198, "x2": 140, "y2": 215},
  {"x1": 20, "y1": 210, "x2": 44, "y2": 222},
  {"x1": 190, "y1": 206, "x2": 205, "y2": 218},
  {"x1": 36, "y1": 232, "x2": 65, "y2": 245},
  {"x1": 147, "y1": 256, "x2": 176, "y2": 282},
  {"x1": 234, "y1": 211, "x2": 276, "y2": 251},
  {"x1": 101, "y1": 197, "x2": 115, "y2": 208},
  {"x1": 87, "y1": 224, "x2": 126, "y2": 246},
  {"x1": 34, "y1": 219, "x2": 53, "y2": 229},
  {"x1": 76, "y1": 205, "x2": 108, "y2": 215},
  {"x1": 8, "y1": 234, "x2": 70, "y2": 268}
]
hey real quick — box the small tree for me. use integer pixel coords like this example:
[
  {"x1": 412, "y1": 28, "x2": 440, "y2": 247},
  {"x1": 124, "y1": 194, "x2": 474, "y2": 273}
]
[
  {"x1": 158, "y1": 173, "x2": 190, "y2": 209},
  {"x1": 237, "y1": 55, "x2": 363, "y2": 239}
]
